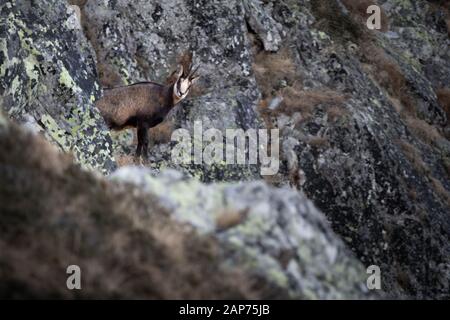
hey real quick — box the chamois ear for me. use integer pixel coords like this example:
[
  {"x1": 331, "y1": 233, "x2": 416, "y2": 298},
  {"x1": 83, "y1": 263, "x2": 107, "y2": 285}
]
[
  {"x1": 190, "y1": 75, "x2": 200, "y2": 84},
  {"x1": 188, "y1": 65, "x2": 199, "y2": 83}
]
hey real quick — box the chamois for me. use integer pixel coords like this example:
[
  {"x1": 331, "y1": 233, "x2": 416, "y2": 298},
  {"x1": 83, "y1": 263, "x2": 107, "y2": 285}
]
[{"x1": 96, "y1": 53, "x2": 199, "y2": 160}]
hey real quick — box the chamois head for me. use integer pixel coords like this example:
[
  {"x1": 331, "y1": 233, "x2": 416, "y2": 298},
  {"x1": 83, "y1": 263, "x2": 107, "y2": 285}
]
[{"x1": 172, "y1": 51, "x2": 200, "y2": 103}]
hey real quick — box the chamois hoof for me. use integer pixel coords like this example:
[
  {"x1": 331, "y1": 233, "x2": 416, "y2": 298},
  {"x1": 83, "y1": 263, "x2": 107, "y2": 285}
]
[
  {"x1": 134, "y1": 154, "x2": 142, "y2": 165},
  {"x1": 134, "y1": 154, "x2": 149, "y2": 166}
]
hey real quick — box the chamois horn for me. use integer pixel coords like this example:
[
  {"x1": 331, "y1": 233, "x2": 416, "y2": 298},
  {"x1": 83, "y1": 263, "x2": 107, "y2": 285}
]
[{"x1": 188, "y1": 65, "x2": 200, "y2": 80}]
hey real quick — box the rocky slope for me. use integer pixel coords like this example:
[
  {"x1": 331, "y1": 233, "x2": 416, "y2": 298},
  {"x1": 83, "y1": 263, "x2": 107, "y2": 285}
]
[
  {"x1": 0, "y1": 111, "x2": 369, "y2": 299},
  {"x1": 1, "y1": 0, "x2": 449, "y2": 299}
]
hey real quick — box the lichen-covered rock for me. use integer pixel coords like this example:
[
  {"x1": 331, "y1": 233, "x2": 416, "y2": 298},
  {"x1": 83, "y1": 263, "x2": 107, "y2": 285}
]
[
  {"x1": 263, "y1": 0, "x2": 450, "y2": 298},
  {"x1": 111, "y1": 167, "x2": 373, "y2": 299},
  {"x1": 0, "y1": 0, "x2": 116, "y2": 173},
  {"x1": 243, "y1": 0, "x2": 283, "y2": 52}
]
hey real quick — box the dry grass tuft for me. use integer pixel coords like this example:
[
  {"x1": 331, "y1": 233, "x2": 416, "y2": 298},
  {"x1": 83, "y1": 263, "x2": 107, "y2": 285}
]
[
  {"x1": 396, "y1": 139, "x2": 450, "y2": 207},
  {"x1": 277, "y1": 88, "x2": 347, "y2": 118},
  {"x1": 360, "y1": 40, "x2": 446, "y2": 152},
  {"x1": 115, "y1": 154, "x2": 136, "y2": 167},
  {"x1": 404, "y1": 117, "x2": 443, "y2": 147},
  {"x1": 327, "y1": 105, "x2": 349, "y2": 123},
  {"x1": 307, "y1": 136, "x2": 329, "y2": 148},
  {"x1": 397, "y1": 140, "x2": 430, "y2": 175},
  {"x1": 436, "y1": 88, "x2": 450, "y2": 122},
  {"x1": 430, "y1": 177, "x2": 450, "y2": 208},
  {"x1": 257, "y1": 99, "x2": 276, "y2": 129},
  {"x1": 362, "y1": 44, "x2": 418, "y2": 117},
  {"x1": 253, "y1": 48, "x2": 299, "y2": 99},
  {"x1": 256, "y1": 87, "x2": 347, "y2": 127}
]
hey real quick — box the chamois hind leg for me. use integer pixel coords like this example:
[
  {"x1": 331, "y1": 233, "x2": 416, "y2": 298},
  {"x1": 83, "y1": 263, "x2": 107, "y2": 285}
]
[
  {"x1": 141, "y1": 128, "x2": 149, "y2": 161},
  {"x1": 136, "y1": 122, "x2": 149, "y2": 161},
  {"x1": 135, "y1": 129, "x2": 143, "y2": 159}
]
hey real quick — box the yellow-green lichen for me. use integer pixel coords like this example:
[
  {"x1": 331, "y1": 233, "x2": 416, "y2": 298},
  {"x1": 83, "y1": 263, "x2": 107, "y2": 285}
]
[
  {"x1": 23, "y1": 55, "x2": 40, "y2": 83},
  {"x1": 59, "y1": 67, "x2": 80, "y2": 92},
  {"x1": 266, "y1": 268, "x2": 289, "y2": 288},
  {"x1": 40, "y1": 114, "x2": 72, "y2": 152}
]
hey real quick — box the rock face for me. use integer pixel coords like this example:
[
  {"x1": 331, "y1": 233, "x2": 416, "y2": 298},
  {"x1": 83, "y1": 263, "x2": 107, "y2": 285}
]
[
  {"x1": 0, "y1": 111, "x2": 369, "y2": 299},
  {"x1": 0, "y1": 0, "x2": 115, "y2": 173},
  {"x1": 269, "y1": 0, "x2": 450, "y2": 298},
  {"x1": 1, "y1": 0, "x2": 449, "y2": 299},
  {"x1": 78, "y1": 0, "x2": 450, "y2": 298}
]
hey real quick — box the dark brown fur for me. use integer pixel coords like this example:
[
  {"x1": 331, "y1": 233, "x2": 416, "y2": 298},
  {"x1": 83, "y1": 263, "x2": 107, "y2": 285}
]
[{"x1": 96, "y1": 82, "x2": 176, "y2": 159}]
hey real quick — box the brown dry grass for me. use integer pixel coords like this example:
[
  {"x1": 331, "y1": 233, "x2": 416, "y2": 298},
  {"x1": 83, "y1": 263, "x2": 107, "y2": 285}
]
[
  {"x1": 253, "y1": 47, "x2": 303, "y2": 128},
  {"x1": 436, "y1": 88, "x2": 450, "y2": 122},
  {"x1": 115, "y1": 154, "x2": 136, "y2": 167},
  {"x1": 396, "y1": 139, "x2": 450, "y2": 207},
  {"x1": 361, "y1": 44, "x2": 419, "y2": 118},
  {"x1": 327, "y1": 105, "x2": 349, "y2": 123},
  {"x1": 359, "y1": 33, "x2": 447, "y2": 152},
  {"x1": 404, "y1": 117, "x2": 443, "y2": 147},
  {"x1": 257, "y1": 99, "x2": 274, "y2": 129},
  {"x1": 430, "y1": 177, "x2": 450, "y2": 208},
  {"x1": 0, "y1": 118, "x2": 284, "y2": 299},
  {"x1": 277, "y1": 88, "x2": 347, "y2": 118},
  {"x1": 397, "y1": 140, "x2": 430, "y2": 175},
  {"x1": 307, "y1": 136, "x2": 329, "y2": 148},
  {"x1": 253, "y1": 48, "x2": 299, "y2": 99},
  {"x1": 256, "y1": 87, "x2": 347, "y2": 128},
  {"x1": 252, "y1": 43, "x2": 348, "y2": 125}
]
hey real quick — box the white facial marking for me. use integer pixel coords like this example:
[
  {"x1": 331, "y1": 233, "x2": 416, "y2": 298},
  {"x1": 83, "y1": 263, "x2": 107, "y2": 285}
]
[
  {"x1": 174, "y1": 78, "x2": 191, "y2": 101},
  {"x1": 180, "y1": 79, "x2": 190, "y2": 94}
]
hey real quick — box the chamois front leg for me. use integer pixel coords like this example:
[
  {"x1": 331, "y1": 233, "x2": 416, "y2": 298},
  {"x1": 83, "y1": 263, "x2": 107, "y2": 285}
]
[{"x1": 136, "y1": 121, "x2": 149, "y2": 162}]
